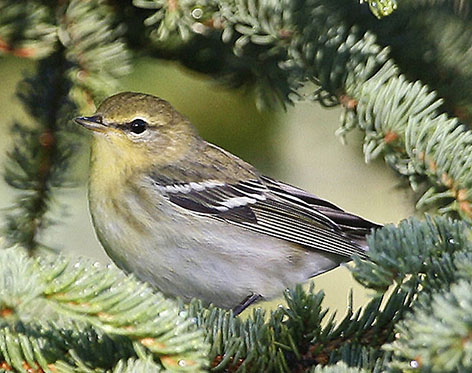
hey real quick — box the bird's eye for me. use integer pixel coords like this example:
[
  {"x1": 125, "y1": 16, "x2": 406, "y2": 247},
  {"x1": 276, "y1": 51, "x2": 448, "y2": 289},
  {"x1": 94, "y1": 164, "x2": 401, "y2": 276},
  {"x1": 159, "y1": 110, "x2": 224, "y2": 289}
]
[{"x1": 129, "y1": 118, "x2": 148, "y2": 134}]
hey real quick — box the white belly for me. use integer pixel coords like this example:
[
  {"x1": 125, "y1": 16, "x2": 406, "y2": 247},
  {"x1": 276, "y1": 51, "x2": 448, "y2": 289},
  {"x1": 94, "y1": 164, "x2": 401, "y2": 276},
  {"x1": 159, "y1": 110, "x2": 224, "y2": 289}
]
[{"x1": 89, "y1": 187, "x2": 343, "y2": 309}]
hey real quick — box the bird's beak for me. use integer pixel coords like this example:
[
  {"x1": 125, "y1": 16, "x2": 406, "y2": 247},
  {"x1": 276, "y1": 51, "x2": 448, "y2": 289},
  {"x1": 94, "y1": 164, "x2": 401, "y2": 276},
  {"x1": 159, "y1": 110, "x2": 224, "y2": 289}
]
[{"x1": 74, "y1": 115, "x2": 107, "y2": 133}]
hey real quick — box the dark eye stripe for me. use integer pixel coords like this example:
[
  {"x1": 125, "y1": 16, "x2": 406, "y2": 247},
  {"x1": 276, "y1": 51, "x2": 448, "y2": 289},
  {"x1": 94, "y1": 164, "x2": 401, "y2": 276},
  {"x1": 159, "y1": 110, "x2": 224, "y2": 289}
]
[{"x1": 111, "y1": 119, "x2": 149, "y2": 134}]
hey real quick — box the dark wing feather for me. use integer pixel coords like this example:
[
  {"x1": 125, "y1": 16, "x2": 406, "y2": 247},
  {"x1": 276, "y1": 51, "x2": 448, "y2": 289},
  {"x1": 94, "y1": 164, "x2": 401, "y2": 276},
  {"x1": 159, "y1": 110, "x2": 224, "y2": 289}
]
[
  {"x1": 260, "y1": 176, "x2": 382, "y2": 231},
  {"x1": 152, "y1": 176, "x2": 380, "y2": 259},
  {"x1": 168, "y1": 193, "x2": 257, "y2": 222}
]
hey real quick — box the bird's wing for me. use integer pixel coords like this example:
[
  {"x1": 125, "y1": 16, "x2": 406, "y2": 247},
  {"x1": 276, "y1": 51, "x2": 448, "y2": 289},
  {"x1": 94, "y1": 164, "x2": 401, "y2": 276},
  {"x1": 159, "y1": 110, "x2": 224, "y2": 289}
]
[
  {"x1": 150, "y1": 174, "x2": 380, "y2": 259},
  {"x1": 260, "y1": 176, "x2": 382, "y2": 241}
]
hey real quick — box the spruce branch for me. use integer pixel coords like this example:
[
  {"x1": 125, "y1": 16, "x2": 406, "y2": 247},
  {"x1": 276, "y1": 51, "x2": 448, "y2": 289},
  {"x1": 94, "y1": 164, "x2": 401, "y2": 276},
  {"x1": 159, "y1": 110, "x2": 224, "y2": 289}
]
[
  {"x1": 59, "y1": 0, "x2": 131, "y2": 106},
  {"x1": 184, "y1": 283, "x2": 412, "y2": 371},
  {"x1": 3, "y1": 0, "x2": 131, "y2": 253},
  {"x1": 350, "y1": 216, "x2": 472, "y2": 370},
  {"x1": 3, "y1": 51, "x2": 77, "y2": 253},
  {"x1": 387, "y1": 280, "x2": 472, "y2": 372},
  {"x1": 0, "y1": 0, "x2": 131, "y2": 107},
  {"x1": 351, "y1": 216, "x2": 471, "y2": 292},
  {"x1": 349, "y1": 2, "x2": 472, "y2": 124},
  {"x1": 0, "y1": 1, "x2": 56, "y2": 58},
  {"x1": 310, "y1": 361, "x2": 366, "y2": 373},
  {"x1": 340, "y1": 61, "x2": 472, "y2": 220},
  {"x1": 109, "y1": 357, "x2": 164, "y2": 372},
  {"x1": 0, "y1": 247, "x2": 208, "y2": 371}
]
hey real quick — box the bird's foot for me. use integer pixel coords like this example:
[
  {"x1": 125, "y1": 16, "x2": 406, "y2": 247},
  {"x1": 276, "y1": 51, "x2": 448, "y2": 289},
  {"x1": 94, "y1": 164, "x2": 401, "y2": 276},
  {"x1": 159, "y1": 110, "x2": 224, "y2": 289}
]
[{"x1": 232, "y1": 293, "x2": 262, "y2": 316}]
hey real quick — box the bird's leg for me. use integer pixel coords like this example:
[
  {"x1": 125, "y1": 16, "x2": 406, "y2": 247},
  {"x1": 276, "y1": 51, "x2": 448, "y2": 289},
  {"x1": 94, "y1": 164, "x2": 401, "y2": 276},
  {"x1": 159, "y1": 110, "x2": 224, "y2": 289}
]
[{"x1": 232, "y1": 293, "x2": 262, "y2": 316}]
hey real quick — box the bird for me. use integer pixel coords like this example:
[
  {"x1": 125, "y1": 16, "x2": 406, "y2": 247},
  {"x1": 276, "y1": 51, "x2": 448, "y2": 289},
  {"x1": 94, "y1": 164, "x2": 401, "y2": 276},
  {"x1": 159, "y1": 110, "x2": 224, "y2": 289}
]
[{"x1": 75, "y1": 91, "x2": 381, "y2": 314}]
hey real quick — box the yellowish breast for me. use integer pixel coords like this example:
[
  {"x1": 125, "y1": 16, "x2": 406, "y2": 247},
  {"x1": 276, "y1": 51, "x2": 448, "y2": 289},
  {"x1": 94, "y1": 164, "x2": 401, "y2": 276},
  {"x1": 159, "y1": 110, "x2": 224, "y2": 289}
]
[
  {"x1": 87, "y1": 133, "x2": 158, "y2": 256},
  {"x1": 88, "y1": 133, "x2": 152, "y2": 198}
]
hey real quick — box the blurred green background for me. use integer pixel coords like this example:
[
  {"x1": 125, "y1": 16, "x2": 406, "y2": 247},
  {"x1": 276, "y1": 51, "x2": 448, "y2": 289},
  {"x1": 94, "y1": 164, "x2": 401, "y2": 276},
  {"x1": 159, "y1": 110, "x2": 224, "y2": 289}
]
[{"x1": 0, "y1": 56, "x2": 413, "y2": 315}]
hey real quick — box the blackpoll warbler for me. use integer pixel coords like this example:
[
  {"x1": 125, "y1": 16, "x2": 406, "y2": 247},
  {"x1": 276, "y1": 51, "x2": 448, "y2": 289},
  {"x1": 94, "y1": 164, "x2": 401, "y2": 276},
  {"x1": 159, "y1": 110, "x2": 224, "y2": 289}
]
[{"x1": 75, "y1": 92, "x2": 381, "y2": 314}]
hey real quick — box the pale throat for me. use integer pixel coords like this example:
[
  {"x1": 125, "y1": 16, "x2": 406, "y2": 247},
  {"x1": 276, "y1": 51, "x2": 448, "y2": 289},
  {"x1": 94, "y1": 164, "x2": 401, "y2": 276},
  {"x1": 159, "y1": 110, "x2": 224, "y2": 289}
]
[
  {"x1": 89, "y1": 134, "x2": 151, "y2": 197},
  {"x1": 88, "y1": 131, "x2": 191, "y2": 197}
]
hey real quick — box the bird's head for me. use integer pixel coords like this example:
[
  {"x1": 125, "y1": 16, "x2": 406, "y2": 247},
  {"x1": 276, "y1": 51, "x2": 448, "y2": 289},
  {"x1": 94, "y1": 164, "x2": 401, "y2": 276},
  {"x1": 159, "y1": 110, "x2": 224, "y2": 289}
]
[{"x1": 75, "y1": 92, "x2": 198, "y2": 168}]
